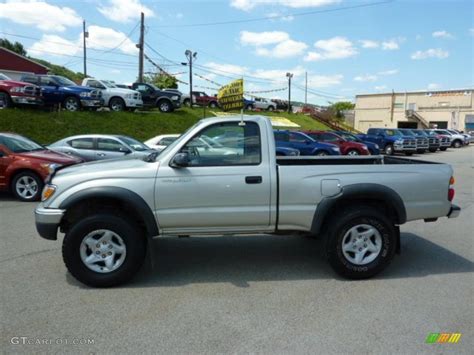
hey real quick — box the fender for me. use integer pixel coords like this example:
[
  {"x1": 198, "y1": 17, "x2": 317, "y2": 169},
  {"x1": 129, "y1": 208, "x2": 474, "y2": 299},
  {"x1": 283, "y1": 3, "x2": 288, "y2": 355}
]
[
  {"x1": 310, "y1": 183, "x2": 407, "y2": 235},
  {"x1": 59, "y1": 186, "x2": 159, "y2": 238},
  {"x1": 154, "y1": 96, "x2": 173, "y2": 105}
]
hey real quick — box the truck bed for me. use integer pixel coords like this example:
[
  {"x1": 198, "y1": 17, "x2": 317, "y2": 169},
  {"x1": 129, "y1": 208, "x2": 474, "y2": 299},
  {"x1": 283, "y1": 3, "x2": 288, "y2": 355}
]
[{"x1": 276, "y1": 155, "x2": 441, "y2": 165}]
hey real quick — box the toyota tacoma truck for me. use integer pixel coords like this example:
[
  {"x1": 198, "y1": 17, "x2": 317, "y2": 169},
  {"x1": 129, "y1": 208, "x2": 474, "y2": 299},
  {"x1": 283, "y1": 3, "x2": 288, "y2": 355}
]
[{"x1": 35, "y1": 115, "x2": 460, "y2": 287}]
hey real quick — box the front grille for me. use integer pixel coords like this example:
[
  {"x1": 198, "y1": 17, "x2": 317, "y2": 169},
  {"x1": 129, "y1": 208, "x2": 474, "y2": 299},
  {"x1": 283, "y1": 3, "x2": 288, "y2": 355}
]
[
  {"x1": 133, "y1": 93, "x2": 140, "y2": 100},
  {"x1": 416, "y1": 138, "x2": 429, "y2": 147},
  {"x1": 90, "y1": 90, "x2": 102, "y2": 99},
  {"x1": 428, "y1": 137, "x2": 440, "y2": 144},
  {"x1": 23, "y1": 85, "x2": 41, "y2": 97},
  {"x1": 402, "y1": 139, "x2": 417, "y2": 148}
]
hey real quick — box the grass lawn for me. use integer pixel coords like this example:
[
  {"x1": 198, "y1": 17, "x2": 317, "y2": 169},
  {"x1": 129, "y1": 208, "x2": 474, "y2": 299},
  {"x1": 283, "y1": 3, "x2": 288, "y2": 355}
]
[{"x1": 0, "y1": 107, "x2": 329, "y2": 144}]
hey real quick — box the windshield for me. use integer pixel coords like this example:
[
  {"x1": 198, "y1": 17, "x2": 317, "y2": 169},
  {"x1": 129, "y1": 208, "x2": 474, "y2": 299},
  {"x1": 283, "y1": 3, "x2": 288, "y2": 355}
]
[
  {"x1": 102, "y1": 80, "x2": 117, "y2": 88},
  {"x1": 119, "y1": 136, "x2": 150, "y2": 151},
  {"x1": 338, "y1": 133, "x2": 359, "y2": 142},
  {"x1": 401, "y1": 130, "x2": 415, "y2": 136},
  {"x1": 52, "y1": 76, "x2": 77, "y2": 87},
  {"x1": 385, "y1": 129, "x2": 403, "y2": 136},
  {"x1": 0, "y1": 134, "x2": 44, "y2": 153},
  {"x1": 0, "y1": 73, "x2": 11, "y2": 80}
]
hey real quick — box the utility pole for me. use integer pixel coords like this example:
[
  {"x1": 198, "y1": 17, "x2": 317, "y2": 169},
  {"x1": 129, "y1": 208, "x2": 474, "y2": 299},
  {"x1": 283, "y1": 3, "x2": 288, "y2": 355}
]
[
  {"x1": 304, "y1": 71, "x2": 308, "y2": 105},
  {"x1": 286, "y1": 72, "x2": 293, "y2": 113},
  {"x1": 183, "y1": 50, "x2": 197, "y2": 108},
  {"x1": 82, "y1": 20, "x2": 88, "y2": 77},
  {"x1": 138, "y1": 12, "x2": 145, "y2": 82}
]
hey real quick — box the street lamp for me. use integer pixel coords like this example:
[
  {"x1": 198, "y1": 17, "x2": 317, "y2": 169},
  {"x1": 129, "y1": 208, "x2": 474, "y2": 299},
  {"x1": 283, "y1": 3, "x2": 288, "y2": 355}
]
[
  {"x1": 184, "y1": 50, "x2": 197, "y2": 107},
  {"x1": 286, "y1": 72, "x2": 293, "y2": 113}
]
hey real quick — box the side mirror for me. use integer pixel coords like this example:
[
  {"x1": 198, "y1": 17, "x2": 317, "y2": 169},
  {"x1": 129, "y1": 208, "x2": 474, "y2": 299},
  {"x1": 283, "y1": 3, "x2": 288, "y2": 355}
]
[
  {"x1": 120, "y1": 147, "x2": 132, "y2": 154},
  {"x1": 171, "y1": 152, "x2": 190, "y2": 168}
]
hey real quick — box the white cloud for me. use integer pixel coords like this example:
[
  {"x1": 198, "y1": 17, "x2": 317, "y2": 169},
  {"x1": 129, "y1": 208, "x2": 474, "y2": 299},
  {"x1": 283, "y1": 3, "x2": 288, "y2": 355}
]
[
  {"x1": 375, "y1": 85, "x2": 387, "y2": 91},
  {"x1": 427, "y1": 83, "x2": 441, "y2": 90},
  {"x1": 470, "y1": 28, "x2": 474, "y2": 36},
  {"x1": 354, "y1": 74, "x2": 378, "y2": 82},
  {"x1": 98, "y1": 0, "x2": 154, "y2": 23},
  {"x1": 230, "y1": 0, "x2": 340, "y2": 11},
  {"x1": 240, "y1": 31, "x2": 290, "y2": 46},
  {"x1": 204, "y1": 62, "x2": 248, "y2": 76},
  {"x1": 381, "y1": 39, "x2": 400, "y2": 50},
  {"x1": 432, "y1": 30, "x2": 454, "y2": 39},
  {"x1": 306, "y1": 74, "x2": 343, "y2": 88},
  {"x1": 266, "y1": 12, "x2": 294, "y2": 22},
  {"x1": 0, "y1": 0, "x2": 81, "y2": 32},
  {"x1": 240, "y1": 31, "x2": 307, "y2": 58},
  {"x1": 378, "y1": 69, "x2": 398, "y2": 76},
  {"x1": 411, "y1": 48, "x2": 449, "y2": 60},
  {"x1": 304, "y1": 36, "x2": 357, "y2": 61},
  {"x1": 359, "y1": 40, "x2": 379, "y2": 48},
  {"x1": 176, "y1": 13, "x2": 184, "y2": 19},
  {"x1": 253, "y1": 66, "x2": 305, "y2": 81},
  {"x1": 29, "y1": 34, "x2": 79, "y2": 56}
]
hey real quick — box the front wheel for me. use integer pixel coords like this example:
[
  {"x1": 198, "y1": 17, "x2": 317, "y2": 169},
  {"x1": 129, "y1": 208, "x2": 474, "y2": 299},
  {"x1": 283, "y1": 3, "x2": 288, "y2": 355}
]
[
  {"x1": 326, "y1": 206, "x2": 397, "y2": 279},
  {"x1": 62, "y1": 214, "x2": 146, "y2": 287},
  {"x1": 109, "y1": 97, "x2": 125, "y2": 112},
  {"x1": 405, "y1": 152, "x2": 413, "y2": 156},
  {"x1": 157, "y1": 99, "x2": 173, "y2": 113},
  {"x1": 384, "y1": 144, "x2": 394, "y2": 155},
  {"x1": 209, "y1": 101, "x2": 218, "y2": 108},
  {"x1": 452, "y1": 140, "x2": 462, "y2": 148},
  {"x1": 267, "y1": 105, "x2": 275, "y2": 112},
  {"x1": 12, "y1": 171, "x2": 43, "y2": 202},
  {"x1": 183, "y1": 98, "x2": 191, "y2": 107},
  {"x1": 428, "y1": 148, "x2": 437, "y2": 153},
  {"x1": 440, "y1": 147, "x2": 448, "y2": 151},
  {"x1": 64, "y1": 96, "x2": 81, "y2": 111},
  {"x1": 315, "y1": 150, "x2": 328, "y2": 156},
  {"x1": 0, "y1": 91, "x2": 12, "y2": 108},
  {"x1": 346, "y1": 149, "x2": 360, "y2": 156}
]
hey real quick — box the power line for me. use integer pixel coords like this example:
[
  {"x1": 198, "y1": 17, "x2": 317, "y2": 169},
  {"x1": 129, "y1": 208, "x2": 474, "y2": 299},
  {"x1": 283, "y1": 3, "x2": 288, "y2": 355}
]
[{"x1": 149, "y1": 0, "x2": 394, "y2": 28}]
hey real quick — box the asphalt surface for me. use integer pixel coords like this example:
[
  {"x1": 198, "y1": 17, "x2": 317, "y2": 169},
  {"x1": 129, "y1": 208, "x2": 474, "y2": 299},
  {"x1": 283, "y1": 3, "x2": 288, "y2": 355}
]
[{"x1": 1, "y1": 146, "x2": 473, "y2": 354}]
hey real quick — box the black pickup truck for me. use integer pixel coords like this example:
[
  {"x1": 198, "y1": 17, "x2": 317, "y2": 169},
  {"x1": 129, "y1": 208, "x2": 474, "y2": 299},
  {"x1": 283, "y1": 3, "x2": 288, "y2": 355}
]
[{"x1": 131, "y1": 83, "x2": 181, "y2": 113}]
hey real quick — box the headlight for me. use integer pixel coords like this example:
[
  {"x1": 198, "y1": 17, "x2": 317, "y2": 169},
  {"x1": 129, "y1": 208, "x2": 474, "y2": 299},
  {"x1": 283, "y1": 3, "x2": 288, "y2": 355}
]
[
  {"x1": 10, "y1": 86, "x2": 26, "y2": 93},
  {"x1": 375, "y1": 144, "x2": 379, "y2": 149},
  {"x1": 395, "y1": 139, "x2": 403, "y2": 144},
  {"x1": 41, "y1": 184, "x2": 57, "y2": 202},
  {"x1": 125, "y1": 93, "x2": 133, "y2": 99},
  {"x1": 80, "y1": 91, "x2": 92, "y2": 98},
  {"x1": 171, "y1": 95, "x2": 179, "y2": 100},
  {"x1": 40, "y1": 163, "x2": 62, "y2": 175}
]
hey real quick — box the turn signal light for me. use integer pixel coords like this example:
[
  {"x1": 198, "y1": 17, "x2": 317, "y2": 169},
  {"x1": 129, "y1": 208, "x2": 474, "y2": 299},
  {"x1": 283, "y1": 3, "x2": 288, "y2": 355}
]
[
  {"x1": 448, "y1": 176, "x2": 455, "y2": 201},
  {"x1": 41, "y1": 185, "x2": 56, "y2": 202},
  {"x1": 449, "y1": 176, "x2": 455, "y2": 185}
]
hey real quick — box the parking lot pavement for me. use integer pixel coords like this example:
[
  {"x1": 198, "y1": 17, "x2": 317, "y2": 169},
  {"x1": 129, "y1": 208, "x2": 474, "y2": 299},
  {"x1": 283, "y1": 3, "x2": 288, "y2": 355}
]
[{"x1": 1, "y1": 147, "x2": 473, "y2": 354}]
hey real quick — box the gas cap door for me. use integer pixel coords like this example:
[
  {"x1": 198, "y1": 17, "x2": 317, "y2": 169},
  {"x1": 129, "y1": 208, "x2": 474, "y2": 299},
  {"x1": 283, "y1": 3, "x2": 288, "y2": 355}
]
[{"x1": 321, "y1": 179, "x2": 342, "y2": 197}]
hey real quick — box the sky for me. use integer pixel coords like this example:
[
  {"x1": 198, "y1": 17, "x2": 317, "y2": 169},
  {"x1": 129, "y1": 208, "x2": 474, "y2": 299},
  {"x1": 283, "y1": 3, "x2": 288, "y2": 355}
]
[{"x1": 0, "y1": 0, "x2": 473, "y2": 105}]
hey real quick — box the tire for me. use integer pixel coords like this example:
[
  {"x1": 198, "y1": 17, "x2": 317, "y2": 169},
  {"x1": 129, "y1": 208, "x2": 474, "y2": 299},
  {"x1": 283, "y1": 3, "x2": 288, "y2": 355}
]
[
  {"x1": 416, "y1": 149, "x2": 426, "y2": 154},
  {"x1": 245, "y1": 104, "x2": 254, "y2": 110},
  {"x1": 62, "y1": 213, "x2": 146, "y2": 287},
  {"x1": 11, "y1": 171, "x2": 43, "y2": 202},
  {"x1": 315, "y1": 150, "x2": 328, "y2": 156},
  {"x1": 109, "y1": 97, "x2": 125, "y2": 112},
  {"x1": 346, "y1": 149, "x2": 360, "y2": 156},
  {"x1": 440, "y1": 147, "x2": 448, "y2": 151},
  {"x1": 267, "y1": 105, "x2": 275, "y2": 112},
  {"x1": 0, "y1": 91, "x2": 12, "y2": 108},
  {"x1": 452, "y1": 140, "x2": 462, "y2": 148},
  {"x1": 384, "y1": 144, "x2": 394, "y2": 155},
  {"x1": 183, "y1": 98, "x2": 191, "y2": 107},
  {"x1": 209, "y1": 101, "x2": 218, "y2": 108},
  {"x1": 64, "y1": 96, "x2": 81, "y2": 112},
  {"x1": 326, "y1": 206, "x2": 397, "y2": 279},
  {"x1": 428, "y1": 147, "x2": 437, "y2": 153},
  {"x1": 157, "y1": 99, "x2": 173, "y2": 113},
  {"x1": 405, "y1": 152, "x2": 413, "y2": 156}
]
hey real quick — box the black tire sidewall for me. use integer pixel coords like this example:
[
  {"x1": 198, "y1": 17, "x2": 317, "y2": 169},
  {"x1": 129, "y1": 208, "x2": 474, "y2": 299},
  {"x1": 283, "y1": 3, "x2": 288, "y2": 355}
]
[
  {"x1": 326, "y1": 208, "x2": 396, "y2": 279},
  {"x1": 62, "y1": 214, "x2": 146, "y2": 287},
  {"x1": 109, "y1": 97, "x2": 124, "y2": 111},
  {"x1": 384, "y1": 144, "x2": 393, "y2": 155},
  {"x1": 11, "y1": 171, "x2": 43, "y2": 201},
  {"x1": 158, "y1": 100, "x2": 171, "y2": 112},
  {"x1": 0, "y1": 92, "x2": 12, "y2": 108},
  {"x1": 440, "y1": 147, "x2": 448, "y2": 151}
]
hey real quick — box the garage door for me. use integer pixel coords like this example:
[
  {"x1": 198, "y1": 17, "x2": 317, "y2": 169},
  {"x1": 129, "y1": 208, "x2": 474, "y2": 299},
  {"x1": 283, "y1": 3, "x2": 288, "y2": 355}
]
[{"x1": 465, "y1": 115, "x2": 474, "y2": 131}]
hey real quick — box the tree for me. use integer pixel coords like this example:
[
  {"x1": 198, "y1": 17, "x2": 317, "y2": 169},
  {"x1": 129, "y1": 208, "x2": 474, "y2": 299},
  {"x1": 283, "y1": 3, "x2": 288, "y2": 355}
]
[
  {"x1": 143, "y1": 72, "x2": 178, "y2": 89},
  {"x1": 0, "y1": 38, "x2": 27, "y2": 56},
  {"x1": 329, "y1": 101, "x2": 355, "y2": 119}
]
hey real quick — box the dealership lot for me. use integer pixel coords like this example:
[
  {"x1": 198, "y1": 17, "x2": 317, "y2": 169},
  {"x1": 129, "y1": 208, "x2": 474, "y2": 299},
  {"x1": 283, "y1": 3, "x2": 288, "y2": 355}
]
[{"x1": 1, "y1": 147, "x2": 473, "y2": 353}]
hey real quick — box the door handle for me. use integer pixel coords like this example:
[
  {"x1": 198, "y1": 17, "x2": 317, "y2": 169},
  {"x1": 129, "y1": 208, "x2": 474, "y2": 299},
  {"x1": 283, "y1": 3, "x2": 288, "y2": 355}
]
[
  {"x1": 97, "y1": 153, "x2": 106, "y2": 157},
  {"x1": 245, "y1": 176, "x2": 262, "y2": 184}
]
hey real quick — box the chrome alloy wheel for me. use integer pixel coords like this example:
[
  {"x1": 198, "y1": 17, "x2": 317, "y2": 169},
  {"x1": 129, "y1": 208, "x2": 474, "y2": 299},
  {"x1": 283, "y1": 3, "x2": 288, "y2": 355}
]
[
  {"x1": 80, "y1": 230, "x2": 127, "y2": 273},
  {"x1": 15, "y1": 176, "x2": 38, "y2": 199},
  {"x1": 341, "y1": 224, "x2": 382, "y2": 265},
  {"x1": 347, "y1": 150, "x2": 360, "y2": 156}
]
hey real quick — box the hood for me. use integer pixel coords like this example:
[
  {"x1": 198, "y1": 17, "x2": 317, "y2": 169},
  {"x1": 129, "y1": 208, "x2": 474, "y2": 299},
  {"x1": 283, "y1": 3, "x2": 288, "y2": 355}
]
[
  {"x1": 343, "y1": 141, "x2": 367, "y2": 149},
  {"x1": 62, "y1": 85, "x2": 95, "y2": 93},
  {"x1": 316, "y1": 142, "x2": 340, "y2": 149},
  {"x1": 104, "y1": 87, "x2": 139, "y2": 95},
  {"x1": 0, "y1": 79, "x2": 36, "y2": 87},
  {"x1": 16, "y1": 149, "x2": 82, "y2": 165}
]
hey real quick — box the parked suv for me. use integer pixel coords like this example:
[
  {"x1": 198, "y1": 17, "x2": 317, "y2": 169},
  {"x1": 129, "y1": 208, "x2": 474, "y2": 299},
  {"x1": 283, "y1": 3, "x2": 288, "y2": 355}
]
[
  {"x1": 132, "y1": 83, "x2": 181, "y2": 112},
  {"x1": 398, "y1": 129, "x2": 429, "y2": 153},
  {"x1": 185, "y1": 91, "x2": 218, "y2": 108},
  {"x1": 360, "y1": 128, "x2": 417, "y2": 155},
  {"x1": 252, "y1": 97, "x2": 276, "y2": 111},
  {"x1": 431, "y1": 129, "x2": 466, "y2": 148},
  {"x1": 304, "y1": 130, "x2": 370, "y2": 155},
  {"x1": 274, "y1": 130, "x2": 340, "y2": 156},
  {"x1": 0, "y1": 73, "x2": 43, "y2": 108},
  {"x1": 20, "y1": 74, "x2": 102, "y2": 111},
  {"x1": 82, "y1": 78, "x2": 142, "y2": 111},
  {"x1": 0, "y1": 133, "x2": 81, "y2": 201}
]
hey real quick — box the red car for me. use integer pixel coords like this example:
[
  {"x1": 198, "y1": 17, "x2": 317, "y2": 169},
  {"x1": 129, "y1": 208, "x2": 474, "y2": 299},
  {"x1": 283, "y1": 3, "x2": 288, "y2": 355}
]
[
  {"x1": 0, "y1": 133, "x2": 82, "y2": 201},
  {"x1": 191, "y1": 91, "x2": 219, "y2": 108},
  {"x1": 0, "y1": 73, "x2": 43, "y2": 108},
  {"x1": 304, "y1": 130, "x2": 370, "y2": 155}
]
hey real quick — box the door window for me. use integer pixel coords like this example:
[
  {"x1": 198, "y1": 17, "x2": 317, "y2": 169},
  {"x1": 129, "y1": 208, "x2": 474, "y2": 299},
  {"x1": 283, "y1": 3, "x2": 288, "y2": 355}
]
[
  {"x1": 68, "y1": 138, "x2": 94, "y2": 149},
  {"x1": 321, "y1": 133, "x2": 339, "y2": 142},
  {"x1": 97, "y1": 138, "x2": 125, "y2": 152},
  {"x1": 179, "y1": 122, "x2": 261, "y2": 166},
  {"x1": 289, "y1": 132, "x2": 308, "y2": 143}
]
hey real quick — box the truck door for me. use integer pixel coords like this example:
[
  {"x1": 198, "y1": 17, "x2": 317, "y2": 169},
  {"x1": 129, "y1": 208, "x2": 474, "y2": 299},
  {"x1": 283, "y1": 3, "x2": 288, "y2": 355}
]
[
  {"x1": 155, "y1": 121, "x2": 273, "y2": 232},
  {"x1": 134, "y1": 84, "x2": 153, "y2": 106}
]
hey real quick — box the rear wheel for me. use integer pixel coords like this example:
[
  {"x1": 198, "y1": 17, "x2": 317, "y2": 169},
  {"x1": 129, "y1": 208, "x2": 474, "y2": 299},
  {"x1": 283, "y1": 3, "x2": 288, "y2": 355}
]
[
  {"x1": 62, "y1": 213, "x2": 146, "y2": 287},
  {"x1": 245, "y1": 104, "x2": 254, "y2": 110},
  {"x1": 0, "y1": 91, "x2": 12, "y2": 108},
  {"x1": 12, "y1": 171, "x2": 43, "y2": 202},
  {"x1": 64, "y1": 96, "x2": 81, "y2": 111},
  {"x1": 183, "y1": 98, "x2": 191, "y2": 107},
  {"x1": 428, "y1": 147, "x2": 437, "y2": 152},
  {"x1": 315, "y1": 150, "x2": 328, "y2": 156},
  {"x1": 157, "y1": 99, "x2": 173, "y2": 113},
  {"x1": 267, "y1": 105, "x2": 275, "y2": 112},
  {"x1": 384, "y1": 144, "x2": 394, "y2": 155},
  {"x1": 209, "y1": 101, "x2": 218, "y2": 108},
  {"x1": 452, "y1": 140, "x2": 462, "y2": 148},
  {"x1": 326, "y1": 206, "x2": 397, "y2": 279},
  {"x1": 109, "y1": 97, "x2": 125, "y2": 112},
  {"x1": 346, "y1": 149, "x2": 360, "y2": 156}
]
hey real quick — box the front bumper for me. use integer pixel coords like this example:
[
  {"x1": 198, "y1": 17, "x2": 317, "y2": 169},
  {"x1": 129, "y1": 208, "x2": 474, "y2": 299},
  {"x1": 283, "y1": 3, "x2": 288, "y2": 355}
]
[
  {"x1": 11, "y1": 95, "x2": 43, "y2": 105},
  {"x1": 124, "y1": 98, "x2": 143, "y2": 108},
  {"x1": 35, "y1": 206, "x2": 64, "y2": 240},
  {"x1": 172, "y1": 101, "x2": 181, "y2": 108},
  {"x1": 81, "y1": 99, "x2": 103, "y2": 107},
  {"x1": 447, "y1": 204, "x2": 461, "y2": 218}
]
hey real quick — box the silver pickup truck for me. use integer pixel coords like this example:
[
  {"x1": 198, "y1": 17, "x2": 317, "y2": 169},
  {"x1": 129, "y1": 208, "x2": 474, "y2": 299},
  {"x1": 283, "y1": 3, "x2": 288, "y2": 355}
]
[{"x1": 35, "y1": 115, "x2": 460, "y2": 287}]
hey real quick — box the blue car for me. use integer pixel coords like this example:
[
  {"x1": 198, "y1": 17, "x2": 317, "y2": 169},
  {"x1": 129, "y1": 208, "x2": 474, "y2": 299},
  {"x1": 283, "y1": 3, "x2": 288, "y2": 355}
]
[
  {"x1": 274, "y1": 130, "x2": 341, "y2": 156},
  {"x1": 20, "y1": 74, "x2": 103, "y2": 111},
  {"x1": 243, "y1": 97, "x2": 255, "y2": 110},
  {"x1": 335, "y1": 130, "x2": 380, "y2": 155}
]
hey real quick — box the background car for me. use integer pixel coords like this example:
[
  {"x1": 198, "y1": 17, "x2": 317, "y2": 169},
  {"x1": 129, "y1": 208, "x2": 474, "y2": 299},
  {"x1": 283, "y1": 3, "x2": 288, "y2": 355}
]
[
  {"x1": 0, "y1": 133, "x2": 81, "y2": 201},
  {"x1": 164, "y1": 88, "x2": 191, "y2": 106},
  {"x1": 398, "y1": 128, "x2": 429, "y2": 154},
  {"x1": 82, "y1": 78, "x2": 142, "y2": 111},
  {"x1": 131, "y1": 83, "x2": 181, "y2": 113},
  {"x1": 48, "y1": 134, "x2": 157, "y2": 162},
  {"x1": 431, "y1": 129, "x2": 465, "y2": 148},
  {"x1": 410, "y1": 129, "x2": 439, "y2": 152},
  {"x1": 426, "y1": 130, "x2": 451, "y2": 151},
  {"x1": 273, "y1": 130, "x2": 341, "y2": 156},
  {"x1": 144, "y1": 134, "x2": 180, "y2": 152},
  {"x1": 0, "y1": 73, "x2": 43, "y2": 108},
  {"x1": 334, "y1": 131, "x2": 380, "y2": 155},
  {"x1": 243, "y1": 97, "x2": 255, "y2": 110},
  {"x1": 185, "y1": 91, "x2": 219, "y2": 108},
  {"x1": 304, "y1": 130, "x2": 370, "y2": 155},
  {"x1": 252, "y1": 97, "x2": 275, "y2": 111}
]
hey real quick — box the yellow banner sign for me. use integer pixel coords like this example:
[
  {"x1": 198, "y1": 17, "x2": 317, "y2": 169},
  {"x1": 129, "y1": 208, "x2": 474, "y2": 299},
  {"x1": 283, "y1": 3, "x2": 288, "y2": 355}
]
[{"x1": 217, "y1": 79, "x2": 243, "y2": 111}]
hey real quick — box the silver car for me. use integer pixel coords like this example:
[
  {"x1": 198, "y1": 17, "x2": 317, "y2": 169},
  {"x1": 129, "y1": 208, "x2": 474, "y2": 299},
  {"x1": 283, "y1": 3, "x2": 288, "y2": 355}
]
[{"x1": 48, "y1": 134, "x2": 156, "y2": 161}]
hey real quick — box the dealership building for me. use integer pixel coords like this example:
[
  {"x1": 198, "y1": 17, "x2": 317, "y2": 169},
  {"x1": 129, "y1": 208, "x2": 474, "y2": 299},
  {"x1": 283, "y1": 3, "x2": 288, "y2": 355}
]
[{"x1": 354, "y1": 89, "x2": 474, "y2": 132}]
